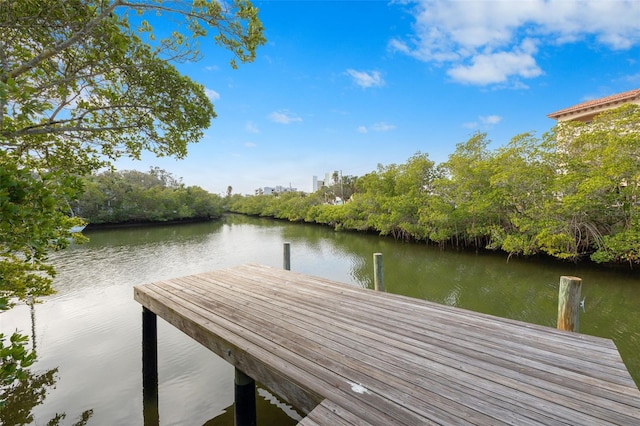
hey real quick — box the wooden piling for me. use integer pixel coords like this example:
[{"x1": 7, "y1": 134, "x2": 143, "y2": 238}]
[
  {"x1": 557, "y1": 276, "x2": 582, "y2": 332},
  {"x1": 234, "y1": 368, "x2": 256, "y2": 426},
  {"x1": 283, "y1": 242, "x2": 291, "y2": 271},
  {"x1": 142, "y1": 307, "x2": 159, "y2": 425},
  {"x1": 373, "y1": 253, "x2": 384, "y2": 292}
]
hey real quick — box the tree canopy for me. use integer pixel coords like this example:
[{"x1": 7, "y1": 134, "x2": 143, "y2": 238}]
[
  {"x1": 1, "y1": 0, "x2": 265, "y2": 169},
  {"x1": 75, "y1": 168, "x2": 223, "y2": 224},
  {"x1": 1, "y1": 0, "x2": 265, "y2": 303}
]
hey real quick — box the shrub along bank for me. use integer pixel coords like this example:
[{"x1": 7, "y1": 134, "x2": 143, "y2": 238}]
[
  {"x1": 74, "y1": 168, "x2": 224, "y2": 225},
  {"x1": 229, "y1": 105, "x2": 640, "y2": 266}
]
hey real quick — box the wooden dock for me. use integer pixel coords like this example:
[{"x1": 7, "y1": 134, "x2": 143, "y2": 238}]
[{"x1": 134, "y1": 263, "x2": 640, "y2": 425}]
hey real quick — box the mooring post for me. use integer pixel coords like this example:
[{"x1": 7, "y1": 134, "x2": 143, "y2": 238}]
[
  {"x1": 234, "y1": 368, "x2": 256, "y2": 426},
  {"x1": 283, "y1": 242, "x2": 291, "y2": 271},
  {"x1": 557, "y1": 276, "x2": 582, "y2": 332},
  {"x1": 142, "y1": 307, "x2": 159, "y2": 426},
  {"x1": 373, "y1": 253, "x2": 385, "y2": 292}
]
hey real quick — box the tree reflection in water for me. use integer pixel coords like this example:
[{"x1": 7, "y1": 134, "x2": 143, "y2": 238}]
[{"x1": 0, "y1": 367, "x2": 93, "y2": 426}]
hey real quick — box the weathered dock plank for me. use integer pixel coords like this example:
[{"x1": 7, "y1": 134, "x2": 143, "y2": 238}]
[
  {"x1": 134, "y1": 263, "x2": 640, "y2": 425},
  {"x1": 298, "y1": 399, "x2": 374, "y2": 426}
]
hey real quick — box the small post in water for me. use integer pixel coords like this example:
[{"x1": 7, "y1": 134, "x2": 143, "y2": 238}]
[
  {"x1": 234, "y1": 368, "x2": 256, "y2": 426},
  {"x1": 557, "y1": 276, "x2": 582, "y2": 332},
  {"x1": 283, "y1": 242, "x2": 291, "y2": 270},
  {"x1": 373, "y1": 253, "x2": 385, "y2": 292}
]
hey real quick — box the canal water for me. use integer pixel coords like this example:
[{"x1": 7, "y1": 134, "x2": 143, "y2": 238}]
[{"x1": 2, "y1": 214, "x2": 639, "y2": 425}]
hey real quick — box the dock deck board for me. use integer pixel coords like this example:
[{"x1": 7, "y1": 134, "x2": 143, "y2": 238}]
[{"x1": 134, "y1": 263, "x2": 640, "y2": 425}]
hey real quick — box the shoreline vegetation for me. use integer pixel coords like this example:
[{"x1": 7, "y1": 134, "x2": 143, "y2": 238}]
[
  {"x1": 76, "y1": 106, "x2": 640, "y2": 268},
  {"x1": 73, "y1": 168, "x2": 224, "y2": 226},
  {"x1": 226, "y1": 107, "x2": 640, "y2": 268}
]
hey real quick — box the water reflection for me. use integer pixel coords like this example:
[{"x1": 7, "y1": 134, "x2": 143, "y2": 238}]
[
  {"x1": 1, "y1": 298, "x2": 95, "y2": 426},
  {"x1": 0, "y1": 214, "x2": 638, "y2": 425},
  {"x1": 0, "y1": 367, "x2": 93, "y2": 426}
]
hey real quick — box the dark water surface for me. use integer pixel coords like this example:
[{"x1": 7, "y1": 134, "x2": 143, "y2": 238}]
[{"x1": 2, "y1": 214, "x2": 639, "y2": 425}]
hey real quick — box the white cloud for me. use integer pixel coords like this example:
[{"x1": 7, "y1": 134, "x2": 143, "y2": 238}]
[
  {"x1": 244, "y1": 142, "x2": 257, "y2": 148},
  {"x1": 391, "y1": 0, "x2": 640, "y2": 86},
  {"x1": 480, "y1": 115, "x2": 502, "y2": 125},
  {"x1": 204, "y1": 88, "x2": 220, "y2": 100},
  {"x1": 269, "y1": 110, "x2": 302, "y2": 124},
  {"x1": 447, "y1": 40, "x2": 542, "y2": 85},
  {"x1": 622, "y1": 73, "x2": 640, "y2": 84},
  {"x1": 358, "y1": 122, "x2": 396, "y2": 133},
  {"x1": 204, "y1": 65, "x2": 219, "y2": 71},
  {"x1": 463, "y1": 115, "x2": 502, "y2": 129},
  {"x1": 371, "y1": 122, "x2": 396, "y2": 132},
  {"x1": 346, "y1": 69, "x2": 385, "y2": 88},
  {"x1": 245, "y1": 121, "x2": 259, "y2": 133}
]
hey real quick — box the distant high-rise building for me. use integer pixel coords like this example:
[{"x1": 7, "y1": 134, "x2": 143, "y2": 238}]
[{"x1": 312, "y1": 175, "x2": 325, "y2": 192}]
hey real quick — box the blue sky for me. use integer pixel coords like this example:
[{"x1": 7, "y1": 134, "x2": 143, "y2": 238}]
[{"x1": 115, "y1": 0, "x2": 640, "y2": 195}]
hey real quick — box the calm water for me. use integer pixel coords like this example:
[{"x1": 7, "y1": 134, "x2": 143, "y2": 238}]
[{"x1": 2, "y1": 214, "x2": 639, "y2": 425}]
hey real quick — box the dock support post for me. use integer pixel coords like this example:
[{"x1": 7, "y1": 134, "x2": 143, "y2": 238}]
[
  {"x1": 283, "y1": 242, "x2": 291, "y2": 270},
  {"x1": 234, "y1": 368, "x2": 256, "y2": 426},
  {"x1": 373, "y1": 253, "x2": 384, "y2": 292},
  {"x1": 557, "y1": 276, "x2": 582, "y2": 332},
  {"x1": 142, "y1": 307, "x2": 159, "y2": 425}
]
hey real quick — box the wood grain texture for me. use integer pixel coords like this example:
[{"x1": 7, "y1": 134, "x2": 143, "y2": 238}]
[
  {"x1": 134, "y1": 264, "x2": 640, "y2": 425},
  {"x1": 557, "y1": 276, "x2": 582, "y2": 332}
]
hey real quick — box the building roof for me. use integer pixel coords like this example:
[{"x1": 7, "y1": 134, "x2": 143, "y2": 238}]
[{"x1": 547, "y1": 88, "x2": 640, "y2": 120}]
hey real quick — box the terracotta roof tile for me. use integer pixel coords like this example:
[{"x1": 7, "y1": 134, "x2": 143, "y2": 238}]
[{"x1": 547, "y1": 88, "x2": 640, "y2": 119}]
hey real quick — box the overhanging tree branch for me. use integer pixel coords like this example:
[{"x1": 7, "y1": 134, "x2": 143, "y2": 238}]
[{"x1": 4, "y1": 1, "x2": 122, "y2": 82}]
